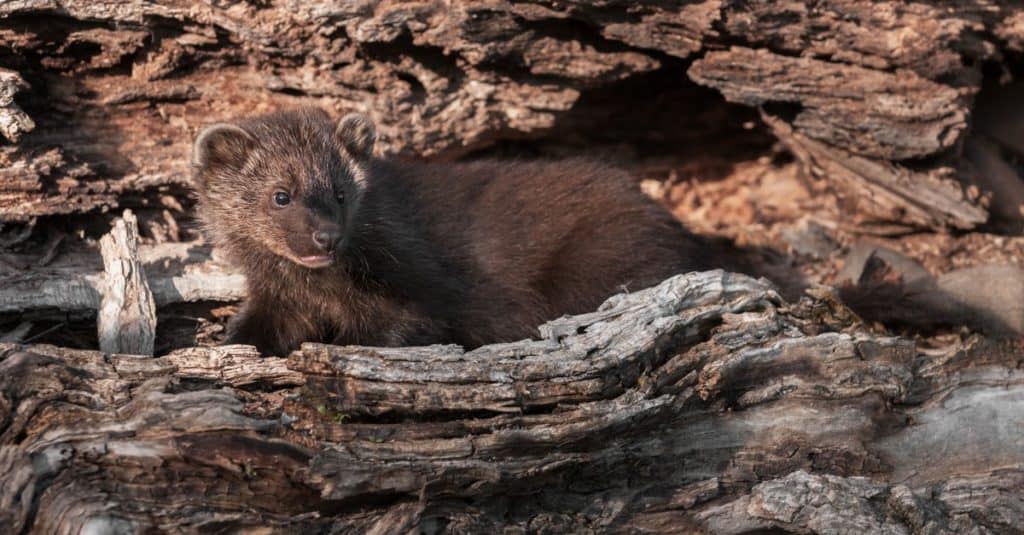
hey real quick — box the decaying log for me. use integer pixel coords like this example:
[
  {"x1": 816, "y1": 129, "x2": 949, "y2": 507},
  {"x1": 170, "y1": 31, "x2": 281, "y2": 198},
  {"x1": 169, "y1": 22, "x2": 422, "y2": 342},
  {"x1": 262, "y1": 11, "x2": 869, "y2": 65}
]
[
  {"x1": 758, "y1": 113, "x2": 988, "y2": 234},
  {"x1": 689, "y1": 47, "x2": 968, "y2": 162},
  {"x1": 97, "y1": 210, "x2": 156, "y2": 355},
  {"x1": 689, "y1": 48, "x2": 990, "y2": 233},
  {"x1": 1, "y1": 271, "x2": 1021, "y2": 532},
  {"x1": 0, "y1": 240, "x2": 244, "y2": 314},
  {"x1": 2, "y1": 3, "x2": 1024, "y2": 530},
  {"x1": 0, "y1": 1, "x2": 1022, "y2": 231}
]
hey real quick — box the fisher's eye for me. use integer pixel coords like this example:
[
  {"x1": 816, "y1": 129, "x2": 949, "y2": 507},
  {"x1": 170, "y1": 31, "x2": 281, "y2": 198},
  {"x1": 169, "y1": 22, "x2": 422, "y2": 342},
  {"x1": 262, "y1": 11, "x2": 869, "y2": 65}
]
[
  {"x1": 272, "y1": 191, "x2": 291, "y2": 207},
  {"x1": 336, "y1": 190, "x2": 345, "y2": 203}
]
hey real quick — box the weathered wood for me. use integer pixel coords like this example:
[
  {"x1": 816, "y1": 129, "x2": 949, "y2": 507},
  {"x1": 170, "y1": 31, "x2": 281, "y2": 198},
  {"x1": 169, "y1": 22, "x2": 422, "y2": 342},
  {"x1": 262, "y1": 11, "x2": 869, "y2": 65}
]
[
  {"x1": 689, "y1": 47, "x2": 968, "y2": 161},
  {"x1": 1, "y1": 271, "x2": 1021, "y2": 532},
  {"x1": 0, "y1": 68, "x2": 33, "y2": 142},
  {"x1": 1, "y1": 2, "x2": 1023, "y2": 532},
  {"x1": 0, "y1": 1, "x2": 1021, "y2": 231},
  {"x1": 688, "y1": 48, "x2": 990, "y2": 233},
  {"x1": 0, "y1": 240, "x2": 245, "y2": 313},
  {"x1": 759, "y1": 113, "x2": 987, "y2": 234},
  {"x1": 97, "y1": 210, "x2": 156, "y2": 355}
]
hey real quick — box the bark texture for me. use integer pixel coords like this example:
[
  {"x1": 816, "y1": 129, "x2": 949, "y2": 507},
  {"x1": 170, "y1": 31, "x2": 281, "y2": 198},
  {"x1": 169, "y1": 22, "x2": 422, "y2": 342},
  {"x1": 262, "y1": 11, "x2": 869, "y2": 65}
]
[
  {"x1": 0, "y1": 1, "x2": 1022, "y2": 231},
  {"x1": 97, "y1": 210, "x2": 156, "y2": 355},
  {"x1": 3, "y1": 2, "x2": 1024, "y2": 533},
  {"x1": 1, "y1": 271, "x2": 1022, "y2": 533}
]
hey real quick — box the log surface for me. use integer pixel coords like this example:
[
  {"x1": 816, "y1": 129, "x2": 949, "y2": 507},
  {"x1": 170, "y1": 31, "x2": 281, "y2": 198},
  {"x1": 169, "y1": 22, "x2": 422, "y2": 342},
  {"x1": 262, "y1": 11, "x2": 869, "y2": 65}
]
[
  {"x1": 1, "y1": 1, "x2": 1021, "y2": 231},
  {"x1": 0, "y1": 240, "x2": 244, "y2": 314},
  {"x1": 1, "y1": 271, "x2": 1021, "y2": 533},
  {"x1": 2, "y1": 2, "x2": 1024, "y2": 532}
]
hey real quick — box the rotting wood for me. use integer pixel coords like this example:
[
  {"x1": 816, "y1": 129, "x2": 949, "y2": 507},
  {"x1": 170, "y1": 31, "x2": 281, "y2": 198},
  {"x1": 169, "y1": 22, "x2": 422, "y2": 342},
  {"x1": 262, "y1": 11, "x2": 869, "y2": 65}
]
[
  {"x1": 759, "y1": 113, "x2": 988, "y2": 234},
  {"x1": 1, "y1": 2, "x2": 1024, "y2": 531},
  {"x1": 97, "y1": 210, "x2": 156, "y2": 355},
  {"x1": 0, "y1": 68, "x2": 33, "y2": 143},
  {"x1": 0, "y1": 1, "x2": 1021, "y2": 231},
  {"x1": 0, "y1": 271, "x2": 1022, "y2": 532},
  {"x1": 688, "y1": 47, "x2": 968, "y2": 161}
]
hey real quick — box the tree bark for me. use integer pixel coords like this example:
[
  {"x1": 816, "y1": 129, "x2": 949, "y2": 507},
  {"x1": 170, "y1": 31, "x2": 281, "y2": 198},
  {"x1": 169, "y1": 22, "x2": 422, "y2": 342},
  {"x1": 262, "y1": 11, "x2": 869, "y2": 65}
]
[
  {"x1": 2, "y1": 2, "x2": 1024, "y2": 532},
  {"x1": 1, "y1": 271, "x2": 1021, "y2": 533},
  {"x1": 0, "y1": 1, "x2": 1021, "y2": 231}
]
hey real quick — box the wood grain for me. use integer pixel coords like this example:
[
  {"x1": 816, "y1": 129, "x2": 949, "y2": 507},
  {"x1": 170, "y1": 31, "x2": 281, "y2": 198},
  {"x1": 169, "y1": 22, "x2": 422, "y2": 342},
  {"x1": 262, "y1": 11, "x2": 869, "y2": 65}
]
[
  {"x1": 1, "y1": 271, "x2": 1021, "y2": 532},
  {"x1": 97, "y1": 210, "x2": 156, "y2": 355}
]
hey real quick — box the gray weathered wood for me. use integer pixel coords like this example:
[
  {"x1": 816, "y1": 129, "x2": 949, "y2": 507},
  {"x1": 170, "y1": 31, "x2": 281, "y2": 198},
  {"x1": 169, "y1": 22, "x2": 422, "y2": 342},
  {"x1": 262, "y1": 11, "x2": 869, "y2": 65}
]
[
  {"x1": 1, "y1": 271, "x2": 1021, "y2": 533},
  {"x1": 0, "y1": 240, "x2": 245, "y2": 313},
  {"x1": 97, "y1": 210, "x2": 156, "y2": 355}
]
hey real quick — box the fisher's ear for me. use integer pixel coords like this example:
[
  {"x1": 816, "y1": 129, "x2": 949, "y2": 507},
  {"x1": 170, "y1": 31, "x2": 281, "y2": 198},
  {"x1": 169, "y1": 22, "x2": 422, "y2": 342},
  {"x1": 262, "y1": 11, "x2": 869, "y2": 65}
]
[
  {"x1": 192, "y1": 123, "x2": 256, "y2": 172},
  {"x1": 336, "y1": 113, "x2": 376, "y2": 160}
]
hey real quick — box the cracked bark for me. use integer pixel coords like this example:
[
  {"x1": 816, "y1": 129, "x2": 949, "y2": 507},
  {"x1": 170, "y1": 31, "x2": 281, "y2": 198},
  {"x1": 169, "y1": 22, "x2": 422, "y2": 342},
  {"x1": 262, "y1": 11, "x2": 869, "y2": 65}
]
[
  {"x1": 2, "y1": 2, "x2": 1024, "y2": 532},
  {"x1": 2, "y1": 271, "x2": 1022, "y2": 532},
  {"x1": 0, "y1": 1, "x2": 1021, "y2": 230}
]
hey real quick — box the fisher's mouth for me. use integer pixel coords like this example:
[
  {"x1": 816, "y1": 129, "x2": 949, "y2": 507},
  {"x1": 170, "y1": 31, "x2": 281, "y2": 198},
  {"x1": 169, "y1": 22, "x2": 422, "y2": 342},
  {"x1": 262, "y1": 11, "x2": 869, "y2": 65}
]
[{"x1": 297, "y1": 254, "x2": 334, "y2": 269}]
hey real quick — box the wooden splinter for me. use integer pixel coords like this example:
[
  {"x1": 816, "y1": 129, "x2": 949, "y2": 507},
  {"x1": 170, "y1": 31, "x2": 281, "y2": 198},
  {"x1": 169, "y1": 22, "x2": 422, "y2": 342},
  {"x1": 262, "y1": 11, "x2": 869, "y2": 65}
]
[{"x1": 98, "y1": 209, "x2": 157, "y2": 356}]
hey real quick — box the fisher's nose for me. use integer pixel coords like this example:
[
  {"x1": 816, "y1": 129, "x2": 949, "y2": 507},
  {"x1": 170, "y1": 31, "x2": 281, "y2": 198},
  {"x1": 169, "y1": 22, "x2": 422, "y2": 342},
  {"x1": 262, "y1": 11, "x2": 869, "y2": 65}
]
[{"x1": 312, "y1": 227, "x2": 340, "y2": 251}]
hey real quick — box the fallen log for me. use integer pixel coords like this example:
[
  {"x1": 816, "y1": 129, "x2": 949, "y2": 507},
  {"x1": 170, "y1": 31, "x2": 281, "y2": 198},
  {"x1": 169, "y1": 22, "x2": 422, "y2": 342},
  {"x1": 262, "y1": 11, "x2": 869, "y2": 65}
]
[
  {"x1": 1, "y1": 271, "x2": 1021, "y2": 532},
  {"x1": 0, "y1": 240, "x2": 244, "y2": 314},
  {"x1": 1, "y1": 1, "x2": 1021, "y2": 231}
]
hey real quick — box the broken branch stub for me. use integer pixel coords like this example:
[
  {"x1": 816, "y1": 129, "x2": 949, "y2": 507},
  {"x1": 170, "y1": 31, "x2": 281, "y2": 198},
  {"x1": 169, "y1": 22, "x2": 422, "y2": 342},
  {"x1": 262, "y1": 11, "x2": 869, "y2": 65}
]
[
  {"x1": 0, "y1": 68, "x2": 34, "y2": 143},
  {"x1": 97, "y1": 209, "x2": 157, "y2": 356}
]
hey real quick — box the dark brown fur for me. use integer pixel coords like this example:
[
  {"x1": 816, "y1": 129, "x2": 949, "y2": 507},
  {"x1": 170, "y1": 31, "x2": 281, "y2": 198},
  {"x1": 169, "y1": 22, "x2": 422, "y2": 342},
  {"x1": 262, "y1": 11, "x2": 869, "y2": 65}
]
[{"x1": 193, "y1": 108, "x2": 719, "y2": 355}]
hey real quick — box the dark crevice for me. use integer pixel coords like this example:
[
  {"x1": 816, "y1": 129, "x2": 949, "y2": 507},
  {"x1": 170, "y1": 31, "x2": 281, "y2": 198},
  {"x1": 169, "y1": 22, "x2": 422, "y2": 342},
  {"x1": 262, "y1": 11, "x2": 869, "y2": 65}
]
[
  {"x1": 274, "y1": 86, "x2": 307, "y2": 97},
  {"x1": 312, "y1": 492, "x2": 414, "y2": 518},
  {"x1": 395, "y1": 71, "x2": 427, "y2": 106},
  {"x1": 358, "y1": 33, "x2": 463, "y2": 84},
  {"x1": 761, "y1": 101, "x2": 802, "y2": 124},
  {"x1": 462, "y1": 58, "x2": 774, "y2": 174}
]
